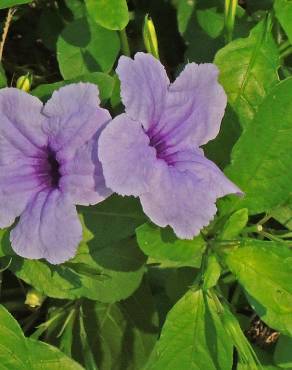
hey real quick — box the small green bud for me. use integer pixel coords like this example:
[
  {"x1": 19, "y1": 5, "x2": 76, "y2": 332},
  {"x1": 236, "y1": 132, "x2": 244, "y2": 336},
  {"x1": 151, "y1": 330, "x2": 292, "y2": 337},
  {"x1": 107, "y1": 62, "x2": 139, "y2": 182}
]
[
  {"x1": 25, "y1": 288, "x2": 45, "y2": 308},
  {"x1": 16, "y1": 73, "x2": 32, "y2": 92},
  {"x1": 143, "y1": 15, "x2": 159, "y2": 59}
]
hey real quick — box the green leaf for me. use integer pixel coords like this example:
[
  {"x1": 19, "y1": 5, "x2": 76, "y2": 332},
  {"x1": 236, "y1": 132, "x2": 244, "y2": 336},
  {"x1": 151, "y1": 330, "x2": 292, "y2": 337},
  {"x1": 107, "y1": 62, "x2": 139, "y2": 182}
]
[
  {"x1": 0, "y1": 0, "x2": 31, "y2": 8},
  {"x1": 72, "y1": 281, "x2": 158, "y2": 370},
  {"x1": 197, "y1": 7, "x2": 224, "y2": 39},
  {"x1": 176, "y1": 0, "x2": 196, "y2": 35},
  {"x1": 85, "y1": 0, "x2": 129, "y2": 30},
  {"x1": 136, "y1": 223, "x2": 206, "y2": 268},
  {"x1": 220, "y1": 78, "x2": 292, "y2": 215},
  {"x1": 10, "y1": 196, "x2": 147, "y2": 302},
  {"x1": 215, "y1": 16, "x2": 279, "y2": 128},
  {"x1": 274, "y1": 0, "x2": 292, "y2": 44},
  {"x1": 202, "y1": 254, "x2": 221, "y2": 290},
  {"x1": 32, "y1": 72, "x2": 115, "y2": 102},
  {"x1": 145, "y1": 289, "x2": 233, "y2": 370},
  {"x1": 57, "y1": 17, "x2": 120, "y2": 79},
  {"x1": 224, "y1": 240, "x2": 292, "y2": 336},
  {"x1": 274, "y1": 335, "x2": 292, "y2": 368},
  {"x1": 219, "y1": 209, "x2": 248, "y2": 240},
  {"x1": 0, "y1": 304, "x2": 83, "y2": 369}
]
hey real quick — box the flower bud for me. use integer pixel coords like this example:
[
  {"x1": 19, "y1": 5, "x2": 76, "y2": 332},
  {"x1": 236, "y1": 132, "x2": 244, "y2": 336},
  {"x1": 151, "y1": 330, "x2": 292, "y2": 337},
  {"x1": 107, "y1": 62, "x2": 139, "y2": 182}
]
[
  {"x1": 224, "y1": 0, "x2": 237, "y2": 42},
  {"x1": 25, "y1": 288, "x2": 45, "y2": 308},
  {"x1": 143, "y1": 15, "x2": 159, "y2": 59},
  {"x1": 16, "y1": 73, "x2": 32, "y2": 92}
]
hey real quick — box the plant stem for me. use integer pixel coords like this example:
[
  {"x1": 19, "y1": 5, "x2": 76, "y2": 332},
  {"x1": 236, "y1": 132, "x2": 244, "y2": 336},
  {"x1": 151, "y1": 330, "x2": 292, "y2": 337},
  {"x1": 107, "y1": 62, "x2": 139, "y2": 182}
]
[
  {"x1": 279, "y1": 39, "x2": 290, "y2": 52},
  {"x1": 280, "y1": 45, "x2": 292, "y2": 60},
  {"x1": 120, "y1": 28, "x2": 130, "y2": 56},
  {"x1": 0, "y1": 8, "x2": 16, "y2": 62}
]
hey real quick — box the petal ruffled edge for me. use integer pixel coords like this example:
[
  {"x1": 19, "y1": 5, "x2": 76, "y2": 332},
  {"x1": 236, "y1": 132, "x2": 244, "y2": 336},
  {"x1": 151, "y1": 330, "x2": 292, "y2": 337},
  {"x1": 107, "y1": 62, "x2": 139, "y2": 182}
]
[{"x1": 116, "y1": 52, "x2": 170, "y2": 131}]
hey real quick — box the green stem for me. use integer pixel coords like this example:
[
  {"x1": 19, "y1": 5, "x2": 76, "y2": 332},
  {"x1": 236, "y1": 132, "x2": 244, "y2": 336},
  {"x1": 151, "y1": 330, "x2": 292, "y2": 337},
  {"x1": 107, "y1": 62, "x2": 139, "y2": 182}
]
[
  {"x1": 120, "y1": 28, "x2": 130, "y2": 56},
  {"x1": 258, "y1": 213, "x2": 272, "y2": 225},
  {"x1": 280, "y1": 45, "x2": 292, "y2": 60},
  {"x1": 279, "y1": 39, "x2": 290, "y2": 52}
]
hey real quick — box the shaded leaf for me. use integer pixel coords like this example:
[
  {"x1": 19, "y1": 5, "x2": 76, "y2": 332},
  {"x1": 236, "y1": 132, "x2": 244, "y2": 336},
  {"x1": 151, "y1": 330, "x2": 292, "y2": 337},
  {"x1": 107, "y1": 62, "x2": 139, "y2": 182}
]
[
  {"x1": 10, "y1": 196, "x2": 147, "y2": 302},
  {"x1": 57, "y1": 17, "x2": 120, "y2": 79},
  {"x1": 274, "y1": 335, "x2": 292, "y2": 368},
  {"x1": 32, "y1": 72, "x2": 114, "y2": 102}
]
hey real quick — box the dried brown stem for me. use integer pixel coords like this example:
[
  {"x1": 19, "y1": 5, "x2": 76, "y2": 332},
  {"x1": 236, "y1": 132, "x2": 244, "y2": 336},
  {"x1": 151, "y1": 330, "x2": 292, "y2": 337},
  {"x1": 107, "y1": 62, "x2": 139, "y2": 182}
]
[{"x1": 0, "y1": 8, "x2": 16, "y2": 62}]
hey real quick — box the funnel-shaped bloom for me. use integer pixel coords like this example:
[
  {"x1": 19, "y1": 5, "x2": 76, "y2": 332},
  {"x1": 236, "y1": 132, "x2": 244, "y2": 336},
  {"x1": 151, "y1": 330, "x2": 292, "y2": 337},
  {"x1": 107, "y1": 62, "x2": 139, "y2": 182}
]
[
  {"x1": 99, "y1": 53, "x2": 242, "y2": 239},
  {"x1": 0, "y1": 83, "x2": 111, "y2": 263}
]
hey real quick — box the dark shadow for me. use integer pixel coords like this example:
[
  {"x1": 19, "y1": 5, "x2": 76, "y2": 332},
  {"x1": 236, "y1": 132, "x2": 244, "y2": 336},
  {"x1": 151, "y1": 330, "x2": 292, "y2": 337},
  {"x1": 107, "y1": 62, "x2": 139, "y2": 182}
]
[
  {"x1": 204, "y1": 105, "x2": 242, "y2": 169},
  {"x1": 80, "y1": 195, "x2": 146, "y2": 272}
]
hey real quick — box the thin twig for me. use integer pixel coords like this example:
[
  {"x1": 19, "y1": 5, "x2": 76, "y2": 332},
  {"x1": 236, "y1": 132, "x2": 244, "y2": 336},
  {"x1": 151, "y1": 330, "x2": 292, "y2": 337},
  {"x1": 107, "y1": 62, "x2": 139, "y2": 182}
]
[{"x1": 0, "y1": 8, "x2": 16, "y2": 62}]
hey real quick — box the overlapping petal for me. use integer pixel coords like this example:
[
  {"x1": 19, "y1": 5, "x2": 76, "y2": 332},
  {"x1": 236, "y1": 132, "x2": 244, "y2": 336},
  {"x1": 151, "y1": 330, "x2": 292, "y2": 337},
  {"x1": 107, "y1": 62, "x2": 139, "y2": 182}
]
[
  {"x1": 116, "y1": 53, "x2": 169, "y2": 130},
  {"x1": 10, "y1": 189, "x2": 82, "y2": 264},
  {"x1": 98, "y1": 114, "x2": 158, "y2": 196},
  {"x1": 42, "y1": 83, "x2": 111, "y2": 162},
  {"x1": 60, "y1": 135, "x2": 112, "y2": 205},
  {"x1": 140, "y1": 164, "x2": 218, "y2": 238}
]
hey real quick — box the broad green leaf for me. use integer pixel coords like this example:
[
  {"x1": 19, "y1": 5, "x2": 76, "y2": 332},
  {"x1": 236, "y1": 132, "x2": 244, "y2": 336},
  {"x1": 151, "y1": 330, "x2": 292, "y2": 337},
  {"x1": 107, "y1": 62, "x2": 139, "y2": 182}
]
[
  {"x1": 220, "y1": 78, "x2": 292, "y2": 215},
  {"x1": 10, "y1": 196, "x2": 147, "y2": 302},
  {"x1": 0, "y1": 305, "x2": 83, "y2": 369},
  {"x1": 274, "y1": 335, "x2": 292, "y2": 368},
  {"x1": 219, "y1": 208, "x2": 248, "y2": 240},
  {"x1": 32, "y1": 72, "x2": 114, "y2": 102},
  {"x1": 145, "y1": 289, "x2": 233, "y2": 370},
  {"x1": 57, "y1": 17, "x2": 120, "y2": 79},
  {"x1": 224, "y1": 240, "x2": 292, "y2": 336},
  {"x1": 197, "y1": 7, "x2": 224, "y2": 38},
  {"x1": 86, "y1": 0, "x2": 129, "y2": 30},
  {"x1": 136, "y1": 223, "x2": 205, "y2": 268},
  {"x1": 274, "y1": 0, "x2": 292, "y2": 44},
  {"x1": 176, "y1": 0, "x2": 196, "y2": 35},
  {"x1": 215, "y1": 16, "x2": 279, "y2": 128},
  {"x1": 0, "y1": 0, "x2": 31, "y2": 8},
  {"x1": 72, "y1": 281, "x2": 158, "y2": 370},
  {"x1": 62, "y1": 0, "x2": 86, "y2": 20}
]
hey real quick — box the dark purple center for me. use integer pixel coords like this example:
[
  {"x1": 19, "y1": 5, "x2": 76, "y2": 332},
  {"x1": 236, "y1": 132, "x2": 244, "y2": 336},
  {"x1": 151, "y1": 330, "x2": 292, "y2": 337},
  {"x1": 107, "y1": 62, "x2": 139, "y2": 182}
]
[
  {"x1": 47, "y1": 149, "x2": 61, "y2": 188},
  {"x1": 147, "y1": 130, "x2": 175, "y2": 165}
]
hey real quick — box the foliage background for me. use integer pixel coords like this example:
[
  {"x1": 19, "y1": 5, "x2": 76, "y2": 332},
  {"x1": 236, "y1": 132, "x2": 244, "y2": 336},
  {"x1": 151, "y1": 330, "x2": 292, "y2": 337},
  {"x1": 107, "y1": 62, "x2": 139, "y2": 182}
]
[{"x1": 0, "y1": 0, "x2": 291, "y2": 369}]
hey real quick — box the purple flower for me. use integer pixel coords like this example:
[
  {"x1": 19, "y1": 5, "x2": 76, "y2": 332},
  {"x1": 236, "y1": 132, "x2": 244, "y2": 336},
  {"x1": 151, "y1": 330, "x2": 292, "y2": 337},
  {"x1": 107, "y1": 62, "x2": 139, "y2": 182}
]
[
  {"x1": 99, "y1": 53, "x2": 242, "y2": 239},
  {"x1": 0, "y1": 83, "x2": 112, "y2": 264}
]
